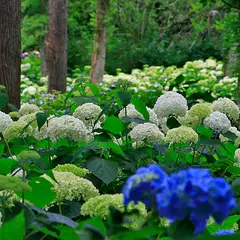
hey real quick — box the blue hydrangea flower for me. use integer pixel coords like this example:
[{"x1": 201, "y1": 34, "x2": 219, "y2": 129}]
[
  {"x1": 122, "y1": 164, "x2": 168, "y2": 206},
  {"x1": 212, "y1": 230, "x2": 235, "y2": 236},
  {"x1": 156, "y1": 168, "x2": 236, "y2": 235}
]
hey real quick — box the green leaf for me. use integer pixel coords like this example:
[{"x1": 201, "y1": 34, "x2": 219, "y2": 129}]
[
  {"x1": 87, "y1": 82, "x2": 101, "y2": 98},
  {"x1": 23, "y1": 177, "x2": 56, "y2": 208},
  {"x1": 0, "y1": 92, "x2": 8, "y2": 110},
  {"x1": 0, "y1": 144, "x2": 4, "y2": 157},
  {"x1": 228, "y1": 166, "x2": 240, "y2": 175},
  {"x1": 59, "y1": 226, "x2": 79, "y2": 240},
  {"x1": 207, "y1": 215, "x2": 240, "y2": 234},
  {"x1": 29, "y1": 225, "x2": 58, "y2": 238},
  {"x1": 0, "y1": 211, "x2": 25, "y2": 240},
  {"x1": 78, "y1": 217, "x2": 107, "y2": 237},
  {"x1": 30, "y1": 205, "x2": 78, "y2": 228},
  {"x1": 167, "y1": 117, "x2": 181, "y2": 129},
  {"x1": 131, "y1": 96, "x2": 149, "y2": 121},
  {"x1": 198, "y1": 125, "x2": 213, "y2": 138},
  {"x1": 72, "y1": 96, "x2": 99, "y2": 105},
  {"x1": 95, "y1": 142, "x2": 124, "y2": 156},
  {"x1": 7, "y1": 103, "x2": 18, "y2": 112},
  {"x1": 94, "y1": 98, "x2": 115, "y2": 126},
  {"x1": 0, "y1": 158, "x2": 17, "y2": 175},
  {"x1": 122, "y1": 116, "x2": 148, "y2": 124},
  {"x1": 102, "y1": 116, "x2": 125, "y2": 134},
  {"x1": 36, "y1": 112, "x2": 50, "y2": 131},
  {"x1": 86, "y1": 156, "x2": 118, "y2": 184},
  {"x1": 116, "y1": 91, "x2": 132, "y2": 107},
  {"x1": 110, "y1": 227, "x2": 164, "y2": 240},
  {"x1": 221, "y1": 131, "x2": 238, "y2": 142}
]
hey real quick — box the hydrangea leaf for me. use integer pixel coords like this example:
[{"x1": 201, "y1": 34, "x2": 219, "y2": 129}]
[
  {"x1": 72, "y1": 96, "x2": 99, "y2": 105},
  {"x1": 0, "y1": 92, "x2": 8, "y2": 110},
  {"x1": 116, "y1": 91, "x2": 132, "y2": 107},
  {"x1": 23, "y1": 177, "x2": 56, "y2": 208},
  {"x1": 0, "y1": 211, "x2": 25, "y2": 240},
  {"x1": 87, "y1": 82, "x2": 101, "y2": 98},
  {"x1": 102, "y1": 116, "x2": 125, "y2": 134},
  {"x1": 131, "y1": 96, "x2": 149, "y2": 121},
  {"x1": 36, "y1": 112, "x2": 50, "y2": 131},
  {"x1": 0, "y1": 158, "x2": 17, "y2": 175},
  {"x1": 86, "y1": 156, "x2": 118, "y2": 185}
]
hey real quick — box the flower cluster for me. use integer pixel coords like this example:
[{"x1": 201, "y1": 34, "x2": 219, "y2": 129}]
[
  {"x1": 165, "y1": 126, "x2": 198, "y2": 144},
  {"x1": 123, "y1": 165, "x2": 236, "y2": 235},
  {"x1": 81, "y1": 194, "x2": 147, "y2": 230},
  {"x1": 123, "y1": 164, "x2": 168, "y2": 206},
  {"x1": 153, "y1": 91, "x2": 188, "y2": 118},
  {"x1": 178, "y1": 113, "x2": 200, "y2": 129},
  {"x1": 53, "y1": 164, "x2": 88, "y2": 177},
  {"x1": 44, "y1": 171, "x2": 99, "y2": 204},
  {"x1": 211, "y1": 97, "x2": 239, "y2": 121},
  {"x1": 234, "y1": 149, "x2": 240, "y2": 167},
  {"x1": 188, "y1": 103, "x2": 212, "y2": 120},
  {"x1": 47, "y1": 116, "x2": 87, "y2": 142},
  {"x1": 19, "y1": 103, "x2": 40, "y2": 116},
  {"x1": 73, "y1": 103, "x2": 105, "y2": 126},
  {"x1": 0, "y1": 111, "x2": 13, "y2": 133},
  {"x1": 129, "y1": 123, "x2": 164, "y2": 146},
  {"x1": 3, "y1": 120, "x2": 33, "y2": 142},
  {"x1": 118, "y1": 104, "x2": 158, "y2": 128},
  {"x1": 204, "y1": 112, "x2": 231, "y2": 133}
]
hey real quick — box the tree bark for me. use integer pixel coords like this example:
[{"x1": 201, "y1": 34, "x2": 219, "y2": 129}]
[
  {"x1": 46, "y1": 0, "x2": 67, "y2": 93},
  {"x1": 90, "y1": 0, "x2": 110, "y2": 83},
  {"x1": 40, "y1": 35, "x2": 48, "y2": 77},
  {"x1": 0, "y1": 0, "x2": 21, "y2": 109}
]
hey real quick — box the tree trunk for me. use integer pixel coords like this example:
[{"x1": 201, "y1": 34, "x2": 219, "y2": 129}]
[
  {"x1": 90, "y1": 0, "x2": 110, "y2": 83},
  {"x1": 0, "y1": 0, "x2": 21, "y2": 109},
  {"x1": 40, "y1": 35, "x2": 48, "y2": 77},
  {"x1": 46, "y1": 0, "x2": 67, "y2": 93}
]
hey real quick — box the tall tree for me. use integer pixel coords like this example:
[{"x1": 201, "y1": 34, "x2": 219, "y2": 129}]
[
  {"x1": 90, "y1": 0, "x2": 110, "y2": 83},
  {"x1": 46, "y1": 0, "x2": 67, "y2": 93},
  {"x1": 0, "y1": 0, "x2": 21, "y2": 109}
]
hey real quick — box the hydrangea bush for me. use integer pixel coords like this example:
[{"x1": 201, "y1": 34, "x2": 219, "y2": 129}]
[{"x1": 1, "y1": 64, "x2": 240, "y2": 239}]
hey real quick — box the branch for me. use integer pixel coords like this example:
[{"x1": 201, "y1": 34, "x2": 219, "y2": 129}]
[{"x1": 220, "y1": 0, "x2": 240, "y2": 10}]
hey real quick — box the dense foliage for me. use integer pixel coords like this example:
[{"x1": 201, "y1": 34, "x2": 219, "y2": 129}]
[{"x1": 0, "y1": 56, "x2": 240, "y2": 239}]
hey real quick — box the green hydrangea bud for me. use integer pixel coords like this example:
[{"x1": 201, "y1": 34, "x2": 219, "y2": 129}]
[
  {"x1": 54, "y1": 164, "x2": 88, "y2": 177},
  {"x1": 9, "y1": 112, "x2": 21, "y2": 121},
  {"x1": 17, "y1": 150, "x2": 41, "y2": 163}
]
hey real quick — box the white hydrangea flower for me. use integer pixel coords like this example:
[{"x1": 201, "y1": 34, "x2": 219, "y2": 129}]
[
  {"x1": 129, "y1": 123, "x2": 164, "y2": 147},
  {"x1": 153, "y1": 91, "x2": 188, "y2": 118},
  {"x1": 0, "y1": 111, "x2": 13, "y2": 133},
  {"x1": 19, "y1": 103, "x2": 40, "y2": 116},
  {"x1": 47, "y1": 116, "x2": 87, "y2": 142},
  {"x1": 43, "y1": 171, "x2": 99, "y2": 204},
  {"x1": 234, "y1": 149, "x2": 240, "y2": 162},
  {"x1": 204, "y1": 112, "x2": 231, "y2": 133},
  {"x1": 118, "y1": 104, "x2": 158, "y2": 128},
  {"x1": 73, "y1": 103, "x2": 105, "y2": 127},
  {"x1": 158, "y1": 117, "x2": 169, "y2": 134},
  {"x1": 211, "y1": 98, "x2": 239, "y2": 121},
  {"x1": 165, "y1": 126, "x2": 198, "y2": 144}
]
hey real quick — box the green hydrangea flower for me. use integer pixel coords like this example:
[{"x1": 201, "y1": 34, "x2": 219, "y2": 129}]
[
  {"x1": 17, "y1": 150, "x2": 41, "y2": 163},
  {"x1": 0, "y1": 190, "x2": 20, "y2": 209},
  {"x1": 54, "y1": 164, "x2": 88, "y2": 177},
  {"x1": 3, "y1": 120, "x2": 33, "y2": 142},
  {"x1": 188, "y1": 103, "x2": 212, "y2": 120},
  {"x1": 9, "y1": 112, "x2": 21, "y2": 121},
  {"x1": 0, "y1": 175, "x2": 31, "y2": 193},
  {"x1": 43, "y1": 171, "x2": 99, "y2": 204},
  {"x1": 165, "y1": 126, "x2": 198, "y2": 144},
  {"x1": 81, "y1": 194, "x2": 147, "y2": 230}
]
